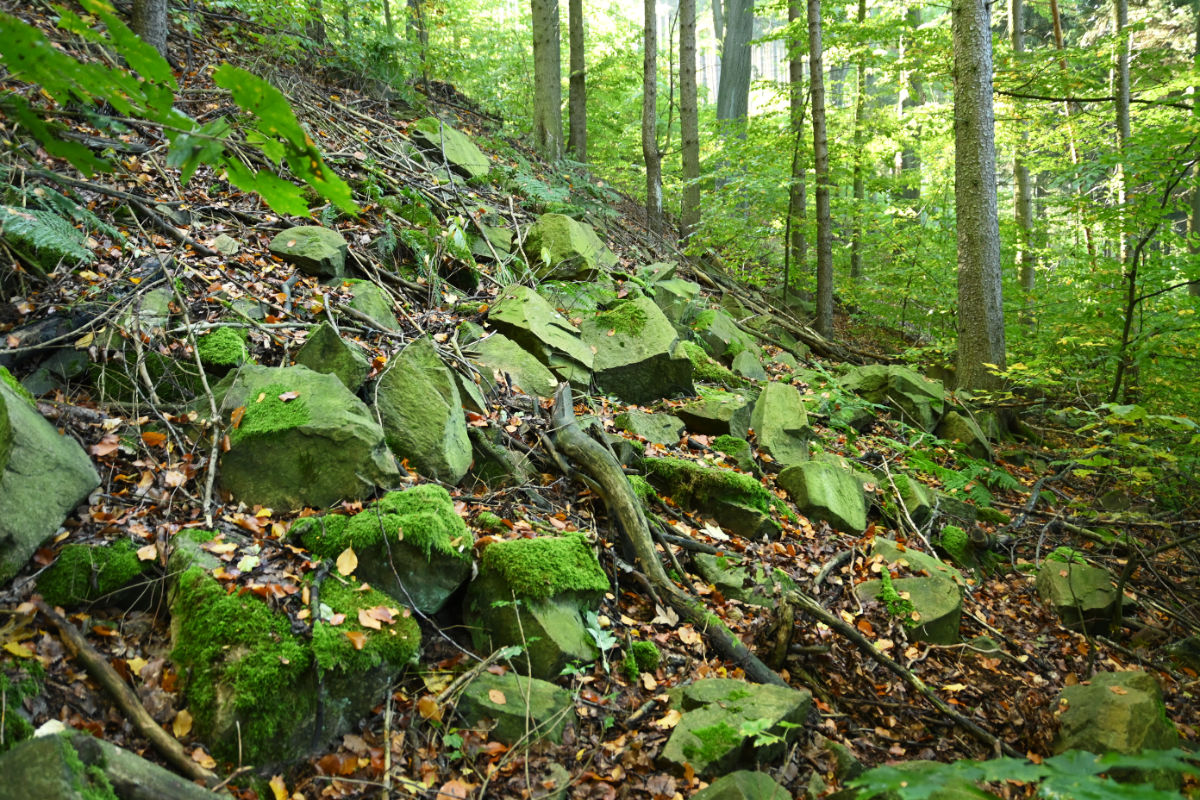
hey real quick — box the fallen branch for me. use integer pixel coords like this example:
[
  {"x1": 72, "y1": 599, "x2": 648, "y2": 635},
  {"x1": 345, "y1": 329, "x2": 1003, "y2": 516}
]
[{"x1": 33, "y1": 597, "x2": 221, "y2": 787}]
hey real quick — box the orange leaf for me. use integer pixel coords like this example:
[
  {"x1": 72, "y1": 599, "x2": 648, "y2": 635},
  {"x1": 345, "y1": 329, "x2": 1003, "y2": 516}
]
[
  {"x1": 488, "y1": 688, "x2": 507, "y2": 705},
  {"x1": 417, "y1": 694, "x2": 443, "y2": 722},
  {"x1": 191, "y1": 747, "x2": 216, "y2": 769},
  {"x1": 436, "y1": 779, "x2": 475, "y2": 800},
  {"x1": 357, "y1": 608, "x2": 381, "y2": 630},
  {"x1": 230, "y1": 406, "x2": 246, "y2": 428},
  {"x1": 141, "y1": 431, "x2": 167, "y2": 447},
  {"x1": 336, "y1": 547, "x2": 358, "y2": 576},
  {"x1": 345, "y1": 631, "x2": 367, "y2": 650}
]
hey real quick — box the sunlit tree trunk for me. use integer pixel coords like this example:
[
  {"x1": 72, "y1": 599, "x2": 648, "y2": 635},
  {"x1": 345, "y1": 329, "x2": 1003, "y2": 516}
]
[
  {"x1": 953, "y1": 0, "x2": 1005, "y2": 390},
  {"x1": 306, "y1": 0, "x2": 326, "y2": 44},
  {"x1": 531, "y1": 0, "x2": 564, "y2": 160},
  {"x1": 808, "y1": 0, "x2": 834, "y2": 338},
  {"x1": 1189, "y1": 0, "x2": 1198, "y2": 296},
  {"x1": 787, "y1": 0, "x2": 808, "y2": 283},
  {"x1": 567, "y1": 0, "x2": 587, "y2": 162},
  {"x1": 850, "y1": 0, "x2": 866, "y2": 280},
  {"x1": 643, "y1": 0, "x2": 662, "y2": 232},
  {"x1": 1114, "y1": 0, "x2": 1130, "y2": 265},
  {"x1": 897, "y1": 6, "x2": 923, "y2": 204},
  {"x1": 131, "y1": 0, "x2": 168, "y2": 57},
  {"x1": 716, "y1": 0, "x2": 752, "y2": 126},
  {"x1": 1010, "y1": 0, "x2": 1035, "y2": 319},
  {"x1": 1049, "y1": 0, "x2": 1094, "y2": 260},
  {"x1": 712, "y1": 0, "x2": 725, "y2": 49},
  {"x1": 680, "y1": 0, "x2": 701, "y2": 241}
]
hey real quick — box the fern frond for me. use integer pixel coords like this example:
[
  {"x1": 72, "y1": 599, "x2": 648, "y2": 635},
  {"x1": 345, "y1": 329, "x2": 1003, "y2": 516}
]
[{"x1": 0, "y1": 205, "x2": 93, "y2": 271}]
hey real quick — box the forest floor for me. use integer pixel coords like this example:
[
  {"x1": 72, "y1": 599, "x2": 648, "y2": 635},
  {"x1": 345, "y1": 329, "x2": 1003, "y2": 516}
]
[{"x1": 1, "y1": 3, "x2": 1198, "y2": 799}]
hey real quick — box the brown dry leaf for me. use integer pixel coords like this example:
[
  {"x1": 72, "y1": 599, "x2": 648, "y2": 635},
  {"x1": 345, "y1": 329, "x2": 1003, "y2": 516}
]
[
  {"x1": 230, "y1": 406, "x2": 246, "y2": 428},
  {"x1": 136, "y1": 543, "x2": 158, "y2": 562},
  {"x1": 641, "y1": 673, "x2": 658, "y2": 691},
  {"x1": 368, "y1": 606, "x2": 395, "y2": 624},
  {"x1": 190, "y1": 747, "x2": 216, "y2": 769},
  {"x1": 164, "y1": 469, "x2": 186, "y2": 487},
  {"x1": 268, "y1": 775, "x2": 288, "y2": 800},
  {"x1": 173, "y1": 709, "x2": 193, "y2": 739},
  {"x1": 278, "y1": 391, "x2": 300, "y2": 402},
  {"x1": 336, "y1": 547, "x2": 358, "y2": 576},
  {"x1": 417, "y1": 694, "x2": 443, "y2": 722},
  {"x1": 436, "y1": 779, "x2": 475, "y2": 800},
  {"x1": 677, "y1": 626, "x2": 701, "y2": 646},
  {"x1": 653, "y1": 708, "x2": 682, "y2": 729},
  {"x1": 357, "y1": 608, "x2": 382, "y2": 630},
  {"x1": 344, "y1": 631, "x2": 367, "y2": 650},
  {"x1": 488, "y1": 688, "x2": 507, "y2": 705},
  {"x1": 1109, "y1": 685, "x2": 1129, "y2": 695}
]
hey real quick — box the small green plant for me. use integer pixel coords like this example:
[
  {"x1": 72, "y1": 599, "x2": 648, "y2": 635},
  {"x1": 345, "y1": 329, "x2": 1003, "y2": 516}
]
[{"x1": 738, "y1": 718, "x2": 802, "y2": 748}]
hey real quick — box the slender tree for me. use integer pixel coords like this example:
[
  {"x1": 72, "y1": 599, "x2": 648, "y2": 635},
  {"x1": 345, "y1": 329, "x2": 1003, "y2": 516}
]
[
  {"x1": 131, "y1": 0, "x2": 168, "y2": 57},
  {"x1": 712, "y1": 0, "x2": 725, "y2": 49},
  {"x1": 643, "y1": 0, "x2": 663, "y2": 233},
  {"x1": 306, "y1": 0, "x2": 326, "y2": 45},
  {"x1": 786, "y1": 0, "x2": 807, "y2": 281},
  {"x1": 850, "y1": 0, "x2": 866, "y2": 280},
  {"x1": 952, "y1": 0, "x2": 1006, "y2": 390},
  {"x1": 716, "y1": 0, "x2": 753, "y2": 126},
  {"x1": 896, "y1": 6, "x2": 923, "y2": 204},
  {"x1": 1114, "y1": 0, "x2": 1131, "y2": 265},
  {"x1": 567, "y1": 0, "x2": 587, "y2": 162},
  {"x1": 808, "y1": 0, "x2": 834, "y2": 337},
  {"x1": 680, "y1": 0, "x2": 701, "y2": 241},
  {"x1": 1010, "y1": 0, "x2": 1035, "y2": 314},
  {"x1": 531, "y1": 0, "x2": 564, "y2": 160},
  {"x1": 1192, "y1": 0, "x2": 1200, "y2": 296}
]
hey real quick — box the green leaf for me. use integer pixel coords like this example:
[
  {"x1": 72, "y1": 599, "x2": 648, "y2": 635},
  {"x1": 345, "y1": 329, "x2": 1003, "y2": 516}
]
[
  {"x1": 167, "y1": 117, "x2": 232, "y2": 184},
  {"x1": 222, "y1": 159, "x2": 311, "y2": 217},
  {"x1": 0, "y1": 96, "x2": 111, "y2": 176}
]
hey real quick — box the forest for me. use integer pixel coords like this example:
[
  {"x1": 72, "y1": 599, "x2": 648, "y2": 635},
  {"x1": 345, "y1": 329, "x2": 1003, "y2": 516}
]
[{"x1": 0, "y1": 0, "x2": 1198, "y2": 797}]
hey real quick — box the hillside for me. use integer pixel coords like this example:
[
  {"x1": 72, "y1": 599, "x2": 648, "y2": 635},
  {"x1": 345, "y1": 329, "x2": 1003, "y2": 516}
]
[{"x1": 0, "y1": 3, "x2": 1197, "y2": 799}]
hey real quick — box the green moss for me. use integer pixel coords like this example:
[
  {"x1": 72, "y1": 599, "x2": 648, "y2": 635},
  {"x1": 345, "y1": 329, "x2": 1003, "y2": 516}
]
[
  {"x1": 1047, "y1": 546, "x2": 1085, "y2": 564},
  {"x1": 37, "y1": 540, "x2": 149, "y2": 607},
  {"x1": 311, "y1": 578, "x2": 420, "y2": 673},
  {"x1": 479, "y1": 533, "x2": 609, "y2": 600},
  {"x1": 474, "y1": 511, "x2": 507, "y2": 533},
  {"x1": 0, "y1": 669, "x2": 41, "y2": 753},
  {"x1": 628, "y1": 474, "x2": 657, "y2": 507},
  {"x1": 59, "y1": 734, "x2": 118, "y2": 800},
  {"x1": 712, "y1": 435, "x2": 745, "y2": 454},
  {"x1": 0, "y1": 366, "x2": 35, "y2": 405},
  {"x1": 682, "y1": 721, "x2": 742, "y2": 763},
  {"x1": 681, "y1": 341, "x2": 745, "y2": 386},
  {"x1": 975, "y1": 506, "x2": 1011, "y2": 525},
  {"x1": 877, "y1": 571, "x2": 917, "y2": 626},
  {"x1": 938, "y1": 525, "x2": 970, "y2": 566},
  {"x1": 229, "y1": 382, "x2": 311, "y2": 445},
  {"x1": 643, "y1": 458, "x2": 771, "y2": 514},
  {"x1": 631, "y1": 640, "x2": 660, "y2": 672},
  {"x1": 294, "y1": 485, "x2": 472, "y2": 563},
  {"x1": 196, "y1": 327, "x2": 249, "y2": 367},
  {"x1": 593, "y1": 301, "x2": 648, "y2": 336},
  {"x1": 170, "y1": 567, "x2": 311, "y2": 764}
]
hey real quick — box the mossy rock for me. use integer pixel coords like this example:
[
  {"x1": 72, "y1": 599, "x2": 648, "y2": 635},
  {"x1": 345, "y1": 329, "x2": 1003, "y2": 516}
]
[
  {"x1": 341, "y1": 279, "x2": 399, "y2": 330},
  {"x1": 613, "y1": 410, "x2": 685, "y2": 446},
  {"x1": 871, "y1": 537, "x2": 965, "y2": 586},
  {"x1": 935, "y1": 410, "x2": 993, "y2": 460},
  {"x1": 37, "y1": 539, "x2": 153, "y2": 608},
  {"x1": 711, "y1": 435, "x2": 760, "y2": 476},
  {"x1": 465, "y1": 333, "x2": 558, "y2": 399},
  {"x1": 839, "y1": 364, "x2": 944, "y2": 432},
  {"x1": 643, "y1": 458, "x2": 780, "y2": 539},
  {"x1": 1035, "y1": 559, "x2": 1117, "y2": 633},
  {"x1": 692, "y1": 553, "x2": 795, "y2": 607},
  {"x1": 268, "y1": 226, "x2": 347, "y2": 280},
  {"x1": 485, "y1": 284, "x2": 593, "y2": 388},
  {"x1": 409, "y1": 117, "x2": 491, "y2": 180},
  {"x1": 524, "y1": 213, "x2": 618, "y2": 280},
  {"x1": 777, "y1": 460, "x2": 868, "y2": 534},
  {"x1": 0, "y1": 391, "x2": 11, "y2": 474},
  {"x1": 291, "y1": 484, "x2": 473, "y2": 614},
  {"x1": 0, "y1": 668, "x2": 41, "y2": 755},
  {"x1": 675, "y1": 388, "x2": 755, "y2": 436},
  {"x1": 91, "y1": 350, "x2": 204, "y2": 404},
  {"x1": 457, "y1": 671, "x2": 573, "y2": 744},
  {"x1": 581, "y1": 295, "x2": 695, "y2": 404},
  {"x1": 748, "y1": 381, "x2": 810, "y2": 469},
  {"x1": 692, "y1": 771, "x2": 791, "y2": 800},
  {"x1": 680, "y1": 342, "x2": 747, "y2": 388},
  {"x1": 731, "y1": 350, "x2": 767, "y2": 381},
  {"x1": 195, "y1": 327, "x2": 249, "y2": 376},
  {"x1": 690, "y1": 309, "x2": 757, "y2": 364},
  {"x1": 294, "y1": 321, "x2": 371, "y2": 392}
]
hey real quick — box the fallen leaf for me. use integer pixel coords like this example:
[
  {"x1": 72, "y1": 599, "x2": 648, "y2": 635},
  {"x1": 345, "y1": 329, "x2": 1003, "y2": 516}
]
[
  {"x1": 436, "y1": 779, "x2": 475, "y2": 800},
  {"x1": 269, "y1": 774, "x2": 288, "y2": 800},
  {"x1": 344, "y1": 631, "x2": 367, "y2": 650},
  {"x1": 164, "y1": 469, "x2": 186, "y2": 487},
  {"x1": 230, "y1": 406, "x2": 246, "y2": 428},
  {"x1": 1109, "y1": 685, "x2": 1128, "y2": 695},
  {"x1": 417, "y1": 694, "x2": 443, "y2": 722},
  {"x1": 358, "y1": 608, "x2": 381, "y2": 630},
  {"x1": 3, "y1": 642, "x2": 34, "y2": 658},
  {"x1": 191, "y1": 747, "x2": 216, "y2": 769},
  {"x1": 126, "y1": 656, "x2": 148, "y2": 676},
  {"x1": 654, "y1": 708, "x2": 682, "y2": 729},
  {"x1": 488, "y1": 689, "x2": 507, "y2": 705},
  {"x1": 136, "y1": 543, "x2": 158, "y2": 561},
  {"x1": 641, "y1": 673, "x2": 658, "y2": 691},
  {"x1": 278, "y1": 391, "x2": 300, "y2": 402},
  {"x1": 173, "y1": 709, "x2": 193, "y2": 738},
  {"x1": 336, "y1": 547, "x2": 358, "y2": 576},
  {"x1": 141, "y1": 431, "x2": 167, "y2": 447},
  {"x1": 942, "y1": 683, "x2": 967, "y2": 692},
  {"x1": 677, "y1": 626, "x2": 701, "y2": 646}
]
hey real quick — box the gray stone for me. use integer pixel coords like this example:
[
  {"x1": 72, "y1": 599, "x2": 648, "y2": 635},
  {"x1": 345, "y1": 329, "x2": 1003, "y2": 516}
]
[
  {"x1": 637, "y1": 261, "x2": 677, "y2": 284},
  {"x1": 643, "y1": 458, "x2": 780, "y2": 540},
  {"x1": 731, "y1": 350, "x2": 767, "y2": 381},
  {"x1": 1036, "y1": 559, "x2": 1117, "y2": 633},
  {"x1": 524, "y1": 213, "x2": 618, "y2": 280},
  {"x1": 471, "y1": 223, "x2": 513, "y2": 260},
  {"x1": 294, "y1": 322, "x2": 371, "y2": 392},
  {"x1": 855, "y1": 575, "x2": 962, "y2": 644},
  {"x1": 582, "y1": 295, "x2": 694, "y2": 404},
  {"x1": 466, "y1": 333, "x2": 559, "y2": 399},
  {"x1": 614, "y1": 410, "x2": 685, "y2": 446},
  {"x1": 693, "y1": 771, "x2": 791, "y2": 800},
  {"x1": 777, "y1": 460, "x2": 868, "y2": 533},
  {"x1": 871, "y1": 537, "x2": 965, "y2": 586},
  {"x1": 213, "y1": 364, "x2": 398, "y2": 511},
  {"x1": 651, "y1": 278, "x2": 704, "y2": 325},
  {"x1": 486, "y1": 284, "x2": 593, "y2": 387},
  {"x1": 886, "y1": 474, "x2": 937, "y2": 527},
  {"x1": 457, "y1": 672, "x2": 573, "y2": 744},
  {"x1": 343, "y1": 279, "x2": 399, "y2": 330},
  {"x1": 749, "y1": 381, "x2": 810, "y2": 468},
  {"x1": 376, "y1": 337, "x2": 472, "y2": 483},
  {"x1": 935, "y1": 410, "x2": 993, "y2": 460},
  {"x1": 691, "y1": 308, "x2": 758, "y2": 363},
  {"x1": 676, "y1": 389, "x2": 754, "y2": 436},
  {"x1": 0, "y1": 379, "x2": 99, "y2": 583},
  {"x1": 211, "y1": 233, "x2": 240, "y2": 255},
  {"x1": 692, "y1": 553, "x2": 795, "y2": 607},
  {"x1": 410, "y1": 117, "x2": 491, "y2": 180},
  {"x1": 839, "y1": 364, "x2": 944, "y2": 431},
  {"x1": 269, "y1": 226, "x2": 348, "y2": 279}
]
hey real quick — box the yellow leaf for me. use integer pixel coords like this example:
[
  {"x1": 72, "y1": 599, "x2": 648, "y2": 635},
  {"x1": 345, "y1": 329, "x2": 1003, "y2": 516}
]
[
  {"x1": 344, "y1": 630, "x2": 367, "y2": 650},
  {"x1": 269, "y1": 774, "x2": 288, "y2": 800},
  {"x1": 641, "y1": 673, "x2": 658, "y2": 691},
  {"x1": 417, "y1": 694, "x2": 443, "y2": 722},
  {"x1": 3, "y1": 641, "x2": 34, "y2": 658},
  {"x1": 653, "y1": 709, "x2": 682, "y2": 729},
  {"x1": 136, "y1": 543, "x2": 158, "y2": 562},
  {"x1": 190, "y1": 746, "x2": 216, "y2": 769},
  {"x1": 357, "y1": 608, "x2": 381, "y2": 630},
  {"x1": 126, "y1": 656, "x2": 148, "y2": 676},
  {"x1": 488, "y1": 689, "x2": 507, "y2": 705},
  {"x1": 173, "y1": 709, "x2": 193, "y2": 738},
  {"x1": 336, "y1": 547, "x2": 358, "y2": 576},
  {"x1": 942, "y1": 683, "x2": 967, "y2": 693}
]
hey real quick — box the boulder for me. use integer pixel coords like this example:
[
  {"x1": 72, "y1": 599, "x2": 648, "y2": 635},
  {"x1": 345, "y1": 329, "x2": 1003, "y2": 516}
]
[
  {"x1": 376, "y1": 337, "x2": 472, "y2": 483},
  {"x1": 294, "y1": 321, "x2": 371, "y2": 391},
  {"x1": 871, "y1": 537, "x2": 965, "y2": 586},
  {"x1": 692, "y1": 771, "x2": 791, "y2": 800},
  {"x1": 935, "y1": 410, "x2": 993, "y2": 460},
  {"x1": 464, "y1": 533, "x2": 609, "y2": 680},
  {"x1": 524, "y1": 213, "x2": 618, "y2": 280},
  {"x1": 409, "y1": 117, "x2": 491, "y2": 180},
  {"x1": 748, "y1": 381, "x2": 810, "y2": 468},
  {"x1": 711, "y1": 435, "x2": 760, "y2": 476},
  {"x1": 269, "y1": 226, "x2": 348, "y2": 279},
  {"x1": 171, "y1": 566, "x2": 419, "y2": 767},
  {"x1": 0, "y1": 390, "x2": 10, "y2": 473},
  {"x1": 537, "y1": 279, "x2": 619, "y2": 313},
  {"x1": 691, "y1": 309, "x2": 758, "y2": 363},
  {"x1": 471, "y1": 222, "x2": 513, "y2": 260},
  {"x1": 457, "y1": 671, "x2": 573, "y2": 744},
  {"x1": 614, "y1": 410, "x2": 685, "y2": 446},
  {"x1": 486, "y1": 284, "x2": 593, "y2": 386},
  {"x1": 342, "y1": 279, "x2": 399, "y2": 330},
  {"x1": 682, "y1": 342, "x2": 749, "y2": 389},
  {"x1": 839, "y1": 364, "x2": 944, "y2": 431},
  {"x1": 676, "y1": 389, "x2": 754, "y2": 436},
  {"x1": 213, "y1": 365, "x2": 398, "y2": 511},
  {"x1": 855, "y1": 574, "x2": 962, "y2": 644},
  {"x1": 643, "y1": 458, "x2": 780, "y2": 540},
  {"x1": 36, "y1": 539, "x2": 153, "y2": 608},
  {"x1": 291, "y1": 485, "x2": 473, "y2": 614},
  {"x1": 692, "y1": 553, "x2": 795, "y2": 607},
  {"x1": 0, "y1": 378, "x2": 99, "y2": 583},
  {"x1": 731, "y1": 350, "x2": 767, "y2": 381},
  {"x1": 777, "y1": 460, "x2": 868, "y2": 533},
  {"x1": 467, "y1": 333, "x2": 559, "y2": 398},
  {"x1": 1035, "y1": 556, "x2": 1117, "y2": 633},
  {"x1": 195, "y1": 327, "x2": 249, "y2": 376},
  {"x1": 659, "y1": 678, "x2": 811, "y2": 779},
  {"x1": 886, "y1": 474, "x2": 936, "y2": 527},
  {"x1": 582, "y1": 295, "x2": 694, "y2": 404},
  {"x1": 651, "y1": 278, "x2": 704, "y2": 325}
]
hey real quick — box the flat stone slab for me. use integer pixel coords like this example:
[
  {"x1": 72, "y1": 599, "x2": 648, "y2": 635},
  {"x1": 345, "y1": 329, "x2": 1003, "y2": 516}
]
[
  {"x1": 777, "y1": 460, "x2": 867, "y2": 533},
  {"x1": 458, "y1": 671, "x2": 573, "y2": 744},
  {"x1": 855, "y1": 575, "x2": 962, "y2": 644},
  {"x1": 269, "y1": 226, "x2": 347, "y2": 279},
  {"x1": 614, "y1": 410, "x2": 685, "y2": 445}
]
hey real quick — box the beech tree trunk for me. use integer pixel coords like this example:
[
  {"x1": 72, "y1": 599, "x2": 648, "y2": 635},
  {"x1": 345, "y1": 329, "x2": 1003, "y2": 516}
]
[
  {"x1": 787, "y1": 0, "x2": 808, "y2": 279},
  {"x1": 716, "y1": 0, "x2": 753, "y2": 125},
  {"x1": 1192, "y1": 0, "x2": 1200, "y2": 296},
  {"x1": 712, "y1": 0, "x2": 725, "y2": 49},
  {"x1": 897, "y1": 6, "x2": 922, "y2": 204},
  {"x1": 567, "y1": 0, "x2": 587, "y2": 162},
  {"x1": 808, "y1": 0, "x2": 834, "y2": 338},
  {"x1": 531, "y1": 0, "x2": 564, "y2": 160},
  {"x1": 1114, "y1": 0, "x2": 1130, "y2": 265},
  {"x1": 952, "y1": 0, "x2": 1006, "y2": 390},
  {"x1": 850, "y1": 0, "x2": 866, "y2": 280},
  {"x1": 680, "y1": 0, "x2": 700, "y2": 241},
  {"x1": 131, "y1": 0, "x2": 168, "y2": 57},
  {"x1": 643, "y1": 0, "x2": 663, "y2": 232},
  {"x1": 306, "y1": 0, "x2": 326, "y2": 45},
  {"x1": 1010, "y1": 0, "x2": 1035, "y2": 316}
]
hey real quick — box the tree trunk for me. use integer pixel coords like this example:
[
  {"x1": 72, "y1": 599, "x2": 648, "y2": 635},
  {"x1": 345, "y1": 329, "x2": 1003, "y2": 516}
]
[
  {"x1": 716, "y1": 0, "x2": 753, "y2": 125},
  {"x1": 306, "y1": 0, "x2": 326, "y2": 45},
  {"x1": 1193, "y1": 0, "x2": 1200, "y2": 296},
  {"x1": 680, "y1": 0, "x2": 701, "y2": 241},
  {"x1": 897, "y1": 6, "x2": 922, "y2": 204},
  {"x1": 850, "y1": 0, "x2": 866, "y2": 280},
  {"x1": 131, "y1": 0, "x2": 168, "y2": 57},
  {"x1": 953, "y1": 0, "x2": 1006, "y2": 390},
  {"x1": 643, "y1": 0, "x2": 663, "y2": 233},
  {"x1": 1114, "y1": 0, "x2": 1130, "y2": 265},
  {"x1": 1049, "y1": 0, "x2": 1095, "y2": 260},
  {"x1": 382, "y1": 0, "x2": 394, "y2": 36},
  {"x1": 787, "y1": 0, "x2": 808, "y2": 282},
  {"x1": 567, "y1": 0, "x2": 587, "y2": 162},
  {"x1": 809, "y1": 0, "x2": 834, "y2": 338},
  {"x1": 1010, "y1": 0, "x2": 1035, "y2": 319},
  {"x1": 531, "y1": 0, "x2": 564, "y2": 160},
  {"x1": 712, "y1": 0, "x2": 725, "y2": 50}
]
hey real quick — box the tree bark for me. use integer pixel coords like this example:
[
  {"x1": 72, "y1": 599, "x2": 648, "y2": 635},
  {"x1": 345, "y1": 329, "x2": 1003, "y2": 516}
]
[
  {"x1": 680, "y1": 0, "x2": 701, "y2": 241},
  {"x1": 808, "y1": 0, "x2": 834, "y2": 338},
  {"x1": 716, "y1": 0, "x2": 753, "y2": 126},
  {"x1": 850, "y1": 0, "x2": 866, "y2": 280},
  {"x1": 1010, "y1": 0, "x2": 1035, "y2": 318},
  {"x1": 1192, "y1": 0, "x2": 1200, "y2": 296},
  {"x1": 643, "y1": 0, "x2": 663, "y2": 233},
  {"x1": 1114, "y1": 0, "x2": 1131, "y2": 265},
  {"x1": 567, "y1": 0, "x2": 587, "y2": 162},
  {"x1": 131, "y1": 0, "x2": 169, "y2": 57},
  {"x1": 306, "y1": 0, "x2": 326, "y2": 45},
  {"x1": 953, "y1": 0, "x2": 1006, "y2": 390},
  {"x1": 531, "y1": 0, "x2": 564, "y2": 160},
  {"x1": 897, "y1": 6, "x2": 923, "y2": 204},
  {"x1": 712, "y1": 0, "x2": 725, "y2": 50},
  {"x1": 787, "y1": 0, "x2": 808, "y2": 285}
]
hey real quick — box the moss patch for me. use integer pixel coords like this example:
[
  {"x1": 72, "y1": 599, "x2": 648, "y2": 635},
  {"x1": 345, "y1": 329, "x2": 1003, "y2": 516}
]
[
  {"x1": 59, "y1": 734, "x2": 118, "y2": 800},
  {"x1": 1048, "y1": 546, "x2": 1085, "y2": 564},
  {"x1": 593, "y1": 300, "x2": 648, "y2": 336},
  {"x1": 37, "y1": 540, "x2": 149, "y2": 607},
  {"x1": 628, "y1": 474, "x2": 657, "y2": 507},
  {"x1": 0, "y1": 666, "x2": 42, "y2": 753},
  {"x1": 876, "y1": 571, "x2": 917, "y2": 626},
  {"x1": 975, "y1": 506, "x2": 1011, "y2": 525},
  {"x1": 474, "y1": 511, "x2": 508, "y2": 533},
  {"x1": 479, "y1": 533, "x2": 608, "y2": 600},
  {"x1": 681, "y1": 341, "x2": 745, "y2": 386},
  {"x1": 196, "y1": 327, "x2": 249, "y2": 367},
  {"x1": 622, "y1": 641, "x2": 660, "y2": 683},
  {"x1": 311, "y1": 578, "x2": 420, "y2": 673},
  {"x1": 0, "y1": 365, "x2": 35, "y2": 405},
  {"x1": 229, "y1": 383, "x2": 311, "y2": 445},
  {"x1": 643, "y1": 458, "x2": 770, "y2": 514},
  {"x1": 938, "y1": 525, "x2": 970, "y2": 566},
  {"x1": 682, "y1": 721, "x2": 742, "y2": 763}
]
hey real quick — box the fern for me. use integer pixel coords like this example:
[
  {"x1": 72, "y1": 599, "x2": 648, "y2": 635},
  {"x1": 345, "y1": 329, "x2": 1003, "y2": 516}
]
[
  {"x1": 32, "y1": 187, "x2": 124, "y2": 241},
  {"x1": 0, "y1": 205, "x2": 93, "y2": 270}
]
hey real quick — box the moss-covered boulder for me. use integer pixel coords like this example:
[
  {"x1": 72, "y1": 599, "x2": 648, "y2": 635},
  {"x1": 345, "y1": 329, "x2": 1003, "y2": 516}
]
[
  {"x1": 681, "y1": 342, "x2": 748, "y2": 389},
  {"x1": 36, "y1": 539, "x2": 153, "y2": 608},
  {"x1": 855, "y1": 573, "x2": 962, "y2": 644},
  {"x1": 465, "y1": 333, "x2": 559, "y2": 399},
  {"x1": 871, "y1": 537, "x2": 965, "y2": 586},
  {"x1": 294, "y1": 321, "x2": 371, "y2": 391},
  {"x1": 692, "y1": 771, "x2": 791, "y2": 800},
  {"x1": 935, "y1": 410, "x2": 993, "y2": 460},
  {"x1": 614, "y1": 410, "x2": 685, "y2": 446},
  {"x1": 292, "y1": 484, "x2": 473, "y2": 614},
  {"x1": 692, "y1": 553, "x2": 795, "y2": 607},
  {"x1": 712, "y1": 435, "x2": 760, "y2": 476},
  {"x1": 675, "y1": 389, "x2": 754, "y2": 436},
  {"x1": 1035, "y1": 556, "x2": 1117, "y2": 633},
  {"x1": 731, "y1": 350, "x2": 767, "y2": 381},
  {"x1": 581, "y1": 295, "x2": 694, "y2": 404},
  {"x1": 0, "y1": 378, "x2": 100, "y2": 583},
  {"x1": 457, "y1": 671, "x2": 573, "y2": 744},
  {"x1": 524, "y1": 213, "x2": 618, "y2": 281},
  {"x1": 269, "y1": 226, "x2": 348, "y2": 280},
  {"x1": 342, "y1": 279, "x2": 399, "y2": 330},
  {"x1": 376, "y1": 337, "x2": 471, "y2": 483},
  {"x1": 690, "y1": 309, "x2": 758, "y2": 363},
  {"x1": 749, "y1": 381, "x2": 810, "y2": 469},
  {"x1": 410, "y1": 117, "x2": 491, "y2": 180},
  {"x1": 464, "y1": 533, "x2": 609, "y2": 679},
  {"x1": 170, "y1": 567, "x2": 419, "y2": 767},
  {"x1": 643, "y1": 458, "x2": 780, "y2": 540},
  {"x1": 0, "y1": 391, "x2": 11, "y2": 474},
  {"x1": 651, "y1": 278, "x2": 704, "y2": 325},
  {"x1": 839, "y1": 364, "x2": 944, "y2": 432},
  {"x1": 884, "y1": 474, "x2": 937, "y2": 527},
  {"x1": 777, "y1": 460, "x2": 868, "y2": 534},
  {"x1": 195, "y1": 327, "x2": 249, "y2": 376},
  {"x1": 486, "y1": 285, "x2": 593, "y2": 387},
  {"x1": 659, "y1": 678, "x2": 811, "y2": 779},
  {"x1": 213, "y1": 364, "x2": 399, "y2": 511}
]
